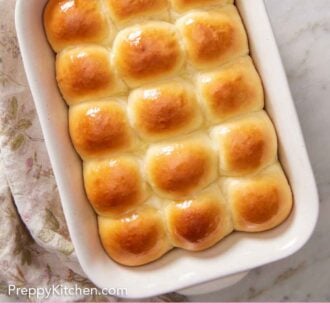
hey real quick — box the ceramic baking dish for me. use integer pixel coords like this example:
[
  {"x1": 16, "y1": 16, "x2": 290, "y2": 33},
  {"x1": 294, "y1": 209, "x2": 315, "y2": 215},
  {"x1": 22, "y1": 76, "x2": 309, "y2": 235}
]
[{"x1": 15, "y1": 0, "x2": 319, "y2": 299}]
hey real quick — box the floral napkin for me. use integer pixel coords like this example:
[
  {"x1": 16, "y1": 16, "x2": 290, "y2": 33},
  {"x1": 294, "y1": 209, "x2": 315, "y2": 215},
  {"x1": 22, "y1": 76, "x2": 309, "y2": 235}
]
[{"x1": 0, "y1": 0, "x2": 186, "y2": 302}]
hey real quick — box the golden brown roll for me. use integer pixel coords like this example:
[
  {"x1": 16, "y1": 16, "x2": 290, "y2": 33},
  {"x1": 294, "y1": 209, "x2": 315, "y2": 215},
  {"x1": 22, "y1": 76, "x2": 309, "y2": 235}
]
[
  {"x1": 113, "y1": 22, "x2": 185, "y2": 87},
  {"x1": 128, "y1": 80, "x2": 203, "y2": 141},
  {"x1": 84, "y1": 157, "x2": 149, "y2": 217},
  {"x1": 44, "y1": 0, "x2": 112, "y2": 53},
  {"x1": 69, "y1": 100, "x2": 134, "y2": 160},
  {"x1": 106, "y1": 0, "x2": 169, "y2": 24},
  {"x1": 165, "y1": 187, "x2": 233, "y2": 251},
  {"x1": 170, "y1": 0, "x2": 233, "y2": 12},
  {"x1": 56, "y1": 45, "x2": 126, "y2": 105},
  {"x1": 176, "y1": 6, "x2": 248, "y2": 70},
  {"x1": 99, "y1": 207, "x2": 172, "y2": 266},
  {"x1": 197, "y1": 56, "x2": 264, "y2": 123},
  {"x1": 146, "y1": 134, "x2": 217, "y2": 199},
  {"x1": 210, "y1": 111, "x2": 277, "y2": 176},
  {"x1": 221, "y1": 163, "x2": 293, "y2": 232}
]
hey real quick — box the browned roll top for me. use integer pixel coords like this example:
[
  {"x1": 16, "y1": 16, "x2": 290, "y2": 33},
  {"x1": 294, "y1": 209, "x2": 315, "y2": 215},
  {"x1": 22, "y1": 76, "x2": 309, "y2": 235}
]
[
  {"x1": 69, "y1": 100, "x2": 133, "y2": 159},
  {"x1": 56, "y1": 46, "x2": 125, "y2": 105},
  {"x1": 128, "y1": 81, "x2": 202, "y2": 140},
  {"x1": 170, "y1": 0, "x2": 233, "y2": 12},
  {"x1": 84, "y1": 158, "x2": 148, "y2": 216},
  {"x1": 44, "y1": 0, "x2": 111, "y2": 52},
  {"x1": 176, "y1": 7, "x2": 248, "y2": 69},
  {"x1": 107, "y1": 0, "x2": 168, "y2": 22},
  {"x1": 146, "y1": 136, "x2": 216, "y2": 198},
  {"x1": 113, "y1": 23, "x2": 184, "y2": 87},
  {"x1": 98, "y1": 207, "x2": 172, "y2": 266},
  {"x1": 165, "y1": 188, "x2": 233, "y2": 250},
  {"x1": 222, "y1": 164, "x2": 293, "y2": 232}
]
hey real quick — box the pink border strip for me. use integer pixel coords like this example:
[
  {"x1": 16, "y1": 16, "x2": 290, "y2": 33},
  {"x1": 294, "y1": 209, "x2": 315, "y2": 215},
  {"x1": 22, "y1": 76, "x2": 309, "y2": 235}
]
[{"x1": 1, "y1": 303, "x2": 329, "y2": 329}]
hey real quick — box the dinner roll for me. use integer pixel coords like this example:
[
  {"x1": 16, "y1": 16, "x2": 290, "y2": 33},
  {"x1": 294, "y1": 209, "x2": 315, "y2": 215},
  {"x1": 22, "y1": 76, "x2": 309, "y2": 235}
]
[
  {"x1": 210, "y1": 111, "x2": 277, "y2": 176},
  {"x1": 197, "y1": 56, "x2": 264, "y2": 124},
  {"x1": 176, "y1": 6, "x2": 248, "y2": 70},
  {"x1": 170, "y1": 0, "x2": 233, "y2": 12},
  {"x1": 113, "y1": 22, "x2": 185, "y2": 87},
  {"x1": 44, "y1": 0, "x2": 112, "y2": 53},
  {"x1": 56, "y1": 45, "x2": 126, "y2": 105},
  {"x1": 106, "y1": 0, "x2": 169, "y2": 24},
  {"x1": 128, "y1": 80, "x2": 203, "y2": 141},
  {"x1": 165, "y1": 187, "x2": 233, "y2": 251},
  {"x1": 221, "y1": 163, "x2": 293, "y2": 232},
  {"x1": 99, "y1": 207, "x2": 172, "y2": 266},
  {"x1": 69, "y1": 100, "x2": 134, "y2": 160},
  {"x1": 146, "y1": 134, "x2": 217, "y2": 199},
  {"x1": 84, "y1": 157, "x2": 149, "y2": 216}
]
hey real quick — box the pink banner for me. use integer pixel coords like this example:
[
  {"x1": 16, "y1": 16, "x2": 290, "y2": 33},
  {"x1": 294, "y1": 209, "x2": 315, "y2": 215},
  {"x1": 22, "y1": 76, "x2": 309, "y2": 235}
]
[{"x1": 1, "y1": 303, "x2": 329, "y2": 329}]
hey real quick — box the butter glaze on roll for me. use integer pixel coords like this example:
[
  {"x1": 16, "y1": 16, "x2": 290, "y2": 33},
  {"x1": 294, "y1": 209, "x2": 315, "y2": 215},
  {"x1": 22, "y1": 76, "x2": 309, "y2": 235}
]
[
  {"x1": 84, "y1": 157, "x2": 149, "y2": 217},
  {"x1": 69, "y1": 100, "x2": 134, "y2": 160},
  {"x1": 146, "y1": 135, "x2": 217, "y2": 199},
  {"x1": 210, "y1": 111, "x2": 277, "y2": 176},
  {"x1": 113, "y1": 22, "x2": 184, "y2": 87},
  {"x1": 221, "y1": 164, "x2": 293, "y2": 232},
  {"x1": 128, "y1": 80, "x2": 203, "y2": 141},
  {"x1": 197, "y1": 56, "x2": 264, "y2": 123},
  {"x1": 56, "y1": 46, "x2": 125, "y2": 105},
  {"x1": 170, "y1": 0, "x2": 233, "y2": 12},
  {"x1": 176, "y1": 6, "x2": 248, "y2": 70},
  {"x1": 99, "y1": 207, "x2": 172, "y2": 266},
  {"x1": 44, "y1": 0, "x2": 112, "y2": 53},
  {"x1": 165, "y1": 187, "x2": 233, "y2": 251},
  {"x1": 106, "y1": 0, "x2": 169, "y2": 24},
  {"x1": 44, "y1": 0, "x2": 293, "y2": 267}
]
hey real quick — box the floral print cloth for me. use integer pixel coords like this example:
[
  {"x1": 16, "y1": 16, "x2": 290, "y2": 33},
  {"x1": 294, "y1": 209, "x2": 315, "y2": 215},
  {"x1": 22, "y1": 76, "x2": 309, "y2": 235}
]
[{"x1": 0, "y1": 0, "x2": 186, "y2": 302}]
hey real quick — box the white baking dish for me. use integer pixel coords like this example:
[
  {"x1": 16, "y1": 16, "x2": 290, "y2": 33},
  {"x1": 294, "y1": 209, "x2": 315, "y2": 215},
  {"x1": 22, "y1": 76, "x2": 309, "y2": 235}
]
[{"x1": 15, "y1": 0, "x2": 319, "y2": 299}]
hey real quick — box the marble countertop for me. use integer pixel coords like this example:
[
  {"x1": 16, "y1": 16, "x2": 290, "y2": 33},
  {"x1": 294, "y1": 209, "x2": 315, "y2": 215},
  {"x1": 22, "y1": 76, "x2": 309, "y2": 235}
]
[{"x1": 189, "y1": 0, "x2": 330, "y2": 302}]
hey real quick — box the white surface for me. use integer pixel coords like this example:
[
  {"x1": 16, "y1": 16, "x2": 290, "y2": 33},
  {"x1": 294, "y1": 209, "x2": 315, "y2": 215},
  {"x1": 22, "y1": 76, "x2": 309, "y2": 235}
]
[
  {"x1": 178, "y1": 271, "x2": 248, "y2": 296},
  {"x1": 15, "y1": 0, "x2": 318, "y2": 299},
  {"x1": 190, "y1": 0, "x2": 330, "y2": 301}
]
